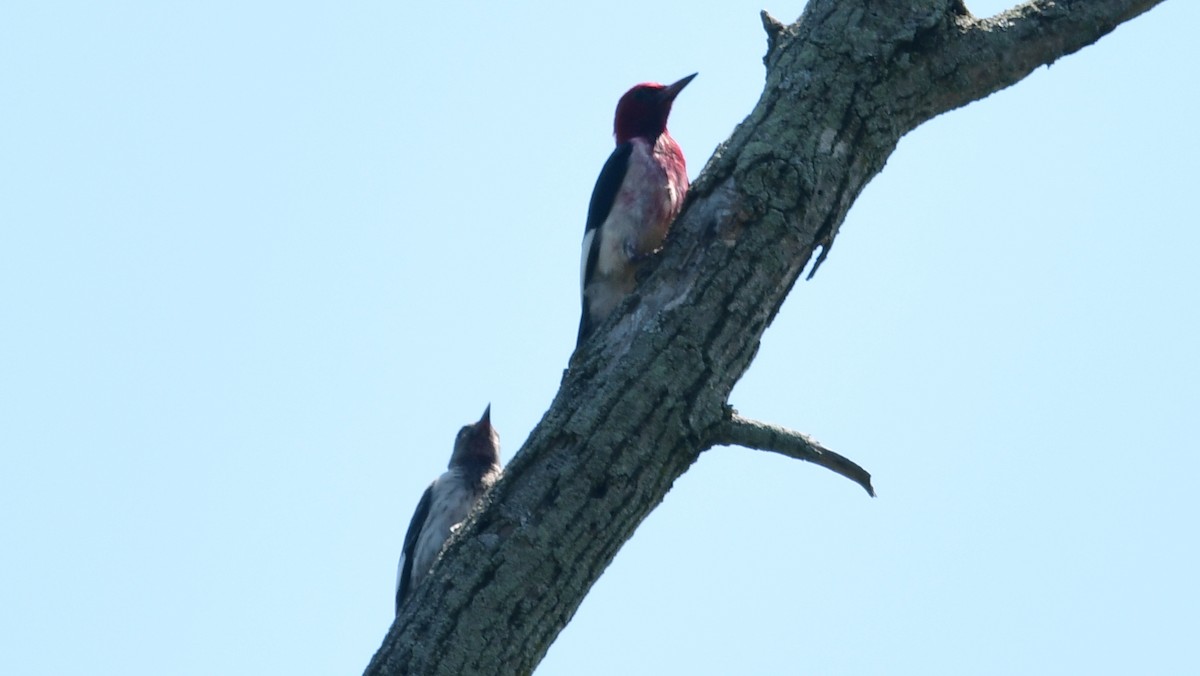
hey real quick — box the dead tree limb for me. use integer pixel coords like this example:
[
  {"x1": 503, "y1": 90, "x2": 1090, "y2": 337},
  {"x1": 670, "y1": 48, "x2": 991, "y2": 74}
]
[
  {"x1": 365, "y1": 1, "x2": 1167, "y2": 674},
  {"x1": 718, "y1": 408, "x2": 875, "y2": 497}
]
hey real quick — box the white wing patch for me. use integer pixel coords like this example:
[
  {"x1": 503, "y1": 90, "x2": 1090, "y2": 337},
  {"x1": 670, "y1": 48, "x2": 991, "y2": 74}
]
[{"x1": 580, "y1": 228, "x2": 596, "y2": 299}]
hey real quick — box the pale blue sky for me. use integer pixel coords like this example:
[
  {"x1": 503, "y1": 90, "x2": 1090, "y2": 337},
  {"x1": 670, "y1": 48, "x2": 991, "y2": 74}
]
[{"x1": 2, "y1": 2, "x2": 1197, "y2": 674}]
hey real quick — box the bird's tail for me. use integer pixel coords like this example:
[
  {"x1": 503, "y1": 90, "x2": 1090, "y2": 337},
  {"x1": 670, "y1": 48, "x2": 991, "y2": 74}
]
[{"x1": 575, "y1": 308, "x2": 592, "y2": 348}]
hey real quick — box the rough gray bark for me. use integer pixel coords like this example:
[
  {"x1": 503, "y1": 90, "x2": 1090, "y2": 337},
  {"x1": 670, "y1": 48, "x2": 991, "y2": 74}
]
[{"x1": 365, "y1": 1, "x2": 1166, "y2": 674}]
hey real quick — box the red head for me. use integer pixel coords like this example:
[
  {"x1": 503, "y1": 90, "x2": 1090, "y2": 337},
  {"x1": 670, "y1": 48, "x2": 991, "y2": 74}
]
[{"x1": 613, "y1": 73, "x2": 696, "y2": 145}]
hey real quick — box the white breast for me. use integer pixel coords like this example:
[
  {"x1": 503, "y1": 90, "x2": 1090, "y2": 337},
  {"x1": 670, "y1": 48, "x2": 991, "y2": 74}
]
[
  {"x1": 406, "y1": 467, "x2": 499, "y2": 593},
  {"x1": 593, "y1": 139, "x2": 674, "y2": 278}
]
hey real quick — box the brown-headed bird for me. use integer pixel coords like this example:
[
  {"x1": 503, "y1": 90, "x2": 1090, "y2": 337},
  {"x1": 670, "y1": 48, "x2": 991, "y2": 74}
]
[{"x1": 395, "y1": 405, "x2": 501, "y2": 613}]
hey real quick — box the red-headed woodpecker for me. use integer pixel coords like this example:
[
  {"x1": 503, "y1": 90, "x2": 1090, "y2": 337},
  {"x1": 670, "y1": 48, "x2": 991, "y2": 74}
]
[
  {"x1": 577, "y1": 73, "x2": 696, "y2": 346},
  {"x1": 395, "y1": 405, "x2": 501, "y2": 613}
]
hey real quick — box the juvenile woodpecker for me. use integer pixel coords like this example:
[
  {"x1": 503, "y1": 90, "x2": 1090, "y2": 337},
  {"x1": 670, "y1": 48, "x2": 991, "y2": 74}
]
[
  {"x1": 577, "y1": 73, "x2": 696, "y2": 346},
  {"x1": 395, "y1": 405, "x2": 501, "y2": 613}
]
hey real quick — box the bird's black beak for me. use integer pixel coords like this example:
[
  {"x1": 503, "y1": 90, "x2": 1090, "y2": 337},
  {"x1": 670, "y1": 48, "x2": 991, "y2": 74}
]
[
  {"x1": 661, "y1": 73, "x2": 697, "y2": 103},
  {"x1": 478, "y1": 403, "x2": 492, "y2": 429}
]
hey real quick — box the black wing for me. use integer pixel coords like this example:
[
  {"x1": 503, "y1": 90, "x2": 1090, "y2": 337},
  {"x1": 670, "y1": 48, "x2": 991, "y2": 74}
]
[
  {"x1": 395, "y1": 484, "x2": 434, "y2": 614},
  {"x1": 578, "y1": 142, "x2": 633, "y2": 346},
  {"x1": 584, "y1": 142, "x2": 633, "y2": 237}
]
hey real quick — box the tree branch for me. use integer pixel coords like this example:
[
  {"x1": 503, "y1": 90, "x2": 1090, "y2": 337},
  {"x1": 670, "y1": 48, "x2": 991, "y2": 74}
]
[
  {"x1": 718, "y1": 410, "x2": 875, "y2": 497},
  {"x1": 903, "y1": 0, "x2": 1169, "y2": 128},
  {"x1": 364, "y1": 2, "x2": 1169, "y2": 674}
]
